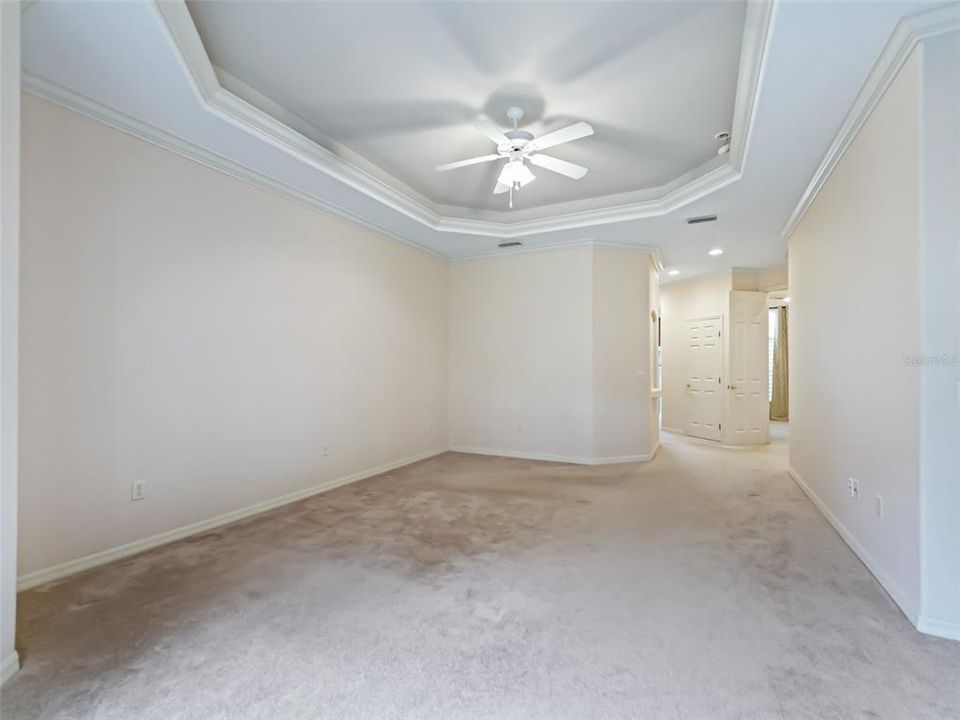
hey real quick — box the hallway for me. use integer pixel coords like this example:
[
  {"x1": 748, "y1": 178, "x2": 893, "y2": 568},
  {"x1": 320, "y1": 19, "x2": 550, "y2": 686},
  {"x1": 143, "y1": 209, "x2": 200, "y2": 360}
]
[{"x1": 4, "y1": 436, "x2": 959, "y2": 719}]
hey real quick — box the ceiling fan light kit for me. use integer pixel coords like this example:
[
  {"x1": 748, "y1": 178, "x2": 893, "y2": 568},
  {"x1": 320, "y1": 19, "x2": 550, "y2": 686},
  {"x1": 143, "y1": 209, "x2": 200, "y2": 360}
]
[
  {"x1": 435, "y1": 106, "x2": 593, "y2": 209},
  {"x1": 497, "y1": 158, "x2": 536, "y2": 208},
  {"x1": 497, "y1": 159, "x2": 535, "y2": 188}
]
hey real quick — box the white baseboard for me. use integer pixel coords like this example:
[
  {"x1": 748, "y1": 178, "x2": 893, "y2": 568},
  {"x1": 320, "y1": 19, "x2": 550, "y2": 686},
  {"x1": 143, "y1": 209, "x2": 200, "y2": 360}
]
[
  {"x1": 787, "y1": 466, "x2": 920, "y2": 628},
  {"x1": 1, "y1": 651, "x2": 19, "y2": 685},
  {"x1": 448, "y1": 445, "x2": 656, "y2": 465},
  {"x1": 17, "y1": 448, "x2": 447, "y2": 591},
  {"x1": 917, "y1": 615, "x2": 960, "y2": 641},
  {"x1": 589, "y1": 451, "x2": 657, "y2": 465},
  {"x1": 662, "y1": 427, "x2": 770, "y2": 451}
]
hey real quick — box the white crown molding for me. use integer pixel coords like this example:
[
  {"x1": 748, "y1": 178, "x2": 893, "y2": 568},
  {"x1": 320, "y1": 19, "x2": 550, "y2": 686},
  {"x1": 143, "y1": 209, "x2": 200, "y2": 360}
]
[
  {"x1": 21, "y1": 73, "x2": 447, "y2": 261},
  {"x1": 152, "y1": 1, "x2": 445, "y2": 229},
  {"x1": 651, "y1": 255, "x2": 665, "y2": 275},
  {"x1": 19, "y1": 76, "x2": 660, "y2": 275},
  {"x1": 449, "y1": 238, "x2": 597, "y2": 263},
  {"x1": 20, "y1": 75, "x2": 658, "y2": 276},
  {"x1": 152, "y1": 0, "x2": 774, "y2": 238},
  {"x1": 436, "y1": 162, "x2": 743, "y2": 238},
  {"x1": 593, "y1": 241, "x2": 666, "y2": 274},
  {"x1": 212, "y1": 65, "x2": 439, "y2": 213},
  {"x1": 781, "y1": 2, "x2": 960, "y2": 239},
  {"x1": 449, "y1": 238, "x2": 663, "y2": 266},
  {"x1": 729, "y1": 0, "x2": 777, "y2": 175}
]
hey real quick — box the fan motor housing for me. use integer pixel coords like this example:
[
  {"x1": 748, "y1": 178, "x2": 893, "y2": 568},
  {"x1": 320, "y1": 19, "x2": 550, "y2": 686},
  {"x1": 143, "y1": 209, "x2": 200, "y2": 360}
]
[{"x1": 503, "y1": 129, "x2": 534, "y2": 152}]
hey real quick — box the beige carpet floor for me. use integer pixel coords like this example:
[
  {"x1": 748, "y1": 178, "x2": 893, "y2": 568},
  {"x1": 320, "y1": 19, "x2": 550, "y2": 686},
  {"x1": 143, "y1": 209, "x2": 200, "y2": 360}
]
[{"x1": 3, "y1": 429, "x2": 959, "y2": 719}]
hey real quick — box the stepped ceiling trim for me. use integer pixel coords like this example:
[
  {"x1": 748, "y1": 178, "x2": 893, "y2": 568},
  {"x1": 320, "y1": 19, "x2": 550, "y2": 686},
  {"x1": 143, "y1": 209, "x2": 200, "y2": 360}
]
[{"x1": 154, "y1": 0, "x2": 774, "y2": 239}]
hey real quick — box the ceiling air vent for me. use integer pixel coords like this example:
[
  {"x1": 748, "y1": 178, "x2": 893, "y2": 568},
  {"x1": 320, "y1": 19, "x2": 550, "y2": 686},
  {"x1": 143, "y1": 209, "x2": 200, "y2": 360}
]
[
  {"x1": 686, "y1": 214, "x2": 718, "y2": 225},
  {"x1": 498, "y1": 241, "x2": 523, "y2": 248}
]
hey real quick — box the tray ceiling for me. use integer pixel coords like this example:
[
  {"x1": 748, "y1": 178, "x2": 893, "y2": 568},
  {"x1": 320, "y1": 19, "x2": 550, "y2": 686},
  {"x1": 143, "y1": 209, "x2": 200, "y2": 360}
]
[
  {"x1": 186, "y1": 0, "x2": 747, "y2": 217},
  {"x1": 20, "y1": 0, "x2": 947, "y2": 274}
]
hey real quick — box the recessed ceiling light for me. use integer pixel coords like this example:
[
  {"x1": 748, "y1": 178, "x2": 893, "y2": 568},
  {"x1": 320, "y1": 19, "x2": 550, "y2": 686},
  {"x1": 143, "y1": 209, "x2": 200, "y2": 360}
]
[
  {"x1": 668, "y1": 269, "x2": 680, "y2": 276},
  {"x1": 708, "y1": 248, "x2": 724, "y2": 256}
]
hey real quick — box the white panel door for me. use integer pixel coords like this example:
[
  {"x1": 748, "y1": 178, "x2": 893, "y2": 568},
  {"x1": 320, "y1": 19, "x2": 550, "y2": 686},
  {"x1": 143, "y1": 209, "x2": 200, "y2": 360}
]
[
  {"x1": 685, "y1": 317, "x2": 722, "y2": 441},
  {"x1": 726, "y1": 291, "x2": 769, "y2": 445}
]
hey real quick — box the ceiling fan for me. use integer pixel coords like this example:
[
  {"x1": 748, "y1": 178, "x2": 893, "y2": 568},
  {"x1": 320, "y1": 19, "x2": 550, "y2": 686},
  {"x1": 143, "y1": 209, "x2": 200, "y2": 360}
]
[{"x1": 435, "y1": 106, "x2": 593, "y2": 208}]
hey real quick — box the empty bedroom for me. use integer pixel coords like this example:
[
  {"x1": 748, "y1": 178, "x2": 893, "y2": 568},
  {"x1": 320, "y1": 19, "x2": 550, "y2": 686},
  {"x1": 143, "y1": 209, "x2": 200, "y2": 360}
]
[{"x1": 1, "y1": 1, "x2": 958, "y2": 718}]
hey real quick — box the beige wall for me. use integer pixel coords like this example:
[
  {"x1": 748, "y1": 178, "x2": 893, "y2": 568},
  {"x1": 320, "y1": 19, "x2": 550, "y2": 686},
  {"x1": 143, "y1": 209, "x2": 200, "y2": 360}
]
[
  {"x1": 593, "y1": 248, "x2": 653, "y2": 459},
  {"x1": 789, "y1": 49, "x2": 921, "y2": 616},
  {"x1": 732, "y1": 266, "x2": 787, "y2": 291},
  {"x1": 660, "y1": 273, "x2": 732, "y2": 432},
  {"x1": 448, "y1": 247, "x2": 595, "y2": 460},
  {"x1": 19, "y1": 95, "x2": 449, "y2": 577},
  {"x1": 449, "y1": 246, "x2": 656, "y2": 462}
]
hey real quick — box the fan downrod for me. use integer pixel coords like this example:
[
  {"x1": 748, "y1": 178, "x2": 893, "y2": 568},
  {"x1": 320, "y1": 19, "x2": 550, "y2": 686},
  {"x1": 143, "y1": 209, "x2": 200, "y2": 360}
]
[{"x1": 506, "y1": 106, "x2": 525, "y2": 128}]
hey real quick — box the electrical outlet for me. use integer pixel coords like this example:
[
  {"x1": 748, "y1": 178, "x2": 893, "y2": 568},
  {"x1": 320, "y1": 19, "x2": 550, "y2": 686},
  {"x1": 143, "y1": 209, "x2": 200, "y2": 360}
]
[
  {"x1": 848, "y1": 477, "x2": 860, "y2": 499},
  {"x1": 517, "y1": 422, "x2": 526, "y2": 434},
  {"x1": 321, "y1": 443, "x2": 329, "y2": 457},
  {"x1": 875, "y1": 495, "x2": 884, "y2": 519},
  {"x1": 131, "y1": 481, "x2": 147, "y2": 501}
]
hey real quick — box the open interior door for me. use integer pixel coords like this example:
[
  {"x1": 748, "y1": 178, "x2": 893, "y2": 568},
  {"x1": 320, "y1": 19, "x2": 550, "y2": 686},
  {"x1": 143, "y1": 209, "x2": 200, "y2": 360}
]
[{"x1": 725, "y1": 291, "x2": 769, "y2": 445}]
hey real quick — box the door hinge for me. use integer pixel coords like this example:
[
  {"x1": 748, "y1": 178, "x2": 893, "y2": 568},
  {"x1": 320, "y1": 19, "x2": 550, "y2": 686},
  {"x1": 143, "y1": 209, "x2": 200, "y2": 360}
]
[{"x1": 719, "y1": 423, "x2": 722, "y2": 430}]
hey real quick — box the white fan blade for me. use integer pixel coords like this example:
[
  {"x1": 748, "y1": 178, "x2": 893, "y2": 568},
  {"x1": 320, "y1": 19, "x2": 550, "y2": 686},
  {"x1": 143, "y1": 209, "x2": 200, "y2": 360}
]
[
  {"x1": 528, "y1": 153, "x2": 588, "y2": 179},
  {"x1": 435, "y1": 154, "x2": 501, "y2": 172},
  {"x1": 493, "y1": 182, "x2": 510, "y2": 194},
  {"x1": 472, "y1": 116, "x2": 512, "y2": 145},
  {"x1": 527, "y1": 121, "x2": 593, "y2": 151}
]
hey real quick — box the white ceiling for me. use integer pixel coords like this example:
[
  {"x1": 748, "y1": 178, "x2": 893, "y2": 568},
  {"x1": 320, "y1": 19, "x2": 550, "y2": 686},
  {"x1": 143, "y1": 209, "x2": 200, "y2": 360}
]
[
  {"x1": 19, "y1": 0, "x2": 947, "y2": 280},
  {"x1": 186, "y1": 1, "x2": 746, "y2": 214}
]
